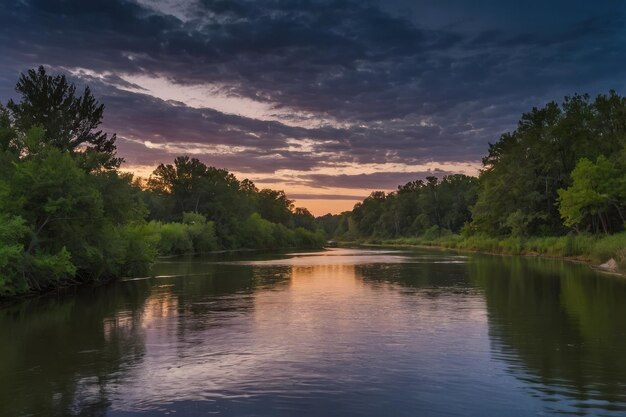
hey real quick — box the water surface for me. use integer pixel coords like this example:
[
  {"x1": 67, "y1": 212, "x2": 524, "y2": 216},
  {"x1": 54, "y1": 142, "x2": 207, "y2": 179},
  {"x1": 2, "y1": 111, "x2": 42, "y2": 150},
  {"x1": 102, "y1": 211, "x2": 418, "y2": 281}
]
[{"x1": 2, "y1": 248, "x2": 626, "y2": 416}]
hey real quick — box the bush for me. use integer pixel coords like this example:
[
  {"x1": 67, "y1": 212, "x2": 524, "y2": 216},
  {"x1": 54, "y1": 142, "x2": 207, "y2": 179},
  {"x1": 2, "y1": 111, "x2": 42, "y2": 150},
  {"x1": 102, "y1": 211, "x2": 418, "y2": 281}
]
[
  {"x1": 242, "y1": 213, "x2": 275, "y2": 248},
  {"x1": 293, "y1": 227, "x2": 326, "y2": 248},
  {"x1": 183, "y1": 212, "x2": 218, "y2": 253},
  {"x1": 28, "y1": 247, "x2": 76, "y2": 284},
  {"x1": 119, "y1": 223, "x2": 160, "y2": 276},
  {"x1": 0, "y1": 215, "x2": 30, "y2": 296},
  {"x1": 155, "y1": 222, "x2": 193, "y2": 255}
]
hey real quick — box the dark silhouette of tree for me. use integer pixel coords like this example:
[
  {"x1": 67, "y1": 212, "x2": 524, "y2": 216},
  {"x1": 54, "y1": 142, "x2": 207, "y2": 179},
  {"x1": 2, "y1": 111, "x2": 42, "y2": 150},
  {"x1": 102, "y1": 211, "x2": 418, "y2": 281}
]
[{"x1": 7, "y1": 66, "x2": 121, "y2": 169}]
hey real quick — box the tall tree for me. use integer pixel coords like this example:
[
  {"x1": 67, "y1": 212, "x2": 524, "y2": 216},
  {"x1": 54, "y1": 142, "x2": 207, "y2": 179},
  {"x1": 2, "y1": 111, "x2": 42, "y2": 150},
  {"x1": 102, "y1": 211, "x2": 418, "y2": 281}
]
[
  {"x1": 256, "y1": 189, "x2": 294, "y2": 226},
  {"x1": 148, "y1": 156, "x2": 208, "y2": 215},
  {"x1": 293, "y1": 207, "x2": 316, "y2": 231},
  {"x1": 7, "y1": 66, "x2": 121, "y2": 169}
]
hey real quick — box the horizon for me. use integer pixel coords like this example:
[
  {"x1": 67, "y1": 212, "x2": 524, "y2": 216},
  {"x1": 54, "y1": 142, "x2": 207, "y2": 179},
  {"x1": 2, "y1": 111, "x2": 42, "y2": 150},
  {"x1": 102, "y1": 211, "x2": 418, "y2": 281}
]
[{"x1": 1, "y1": 0, "x2": 625, "y2": 215}]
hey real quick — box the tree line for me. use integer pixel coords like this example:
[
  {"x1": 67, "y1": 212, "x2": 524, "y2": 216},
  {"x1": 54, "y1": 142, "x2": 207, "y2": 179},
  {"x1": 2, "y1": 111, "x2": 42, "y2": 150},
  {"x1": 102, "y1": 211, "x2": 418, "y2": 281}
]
[
  {"x1": 0, "y1": 67, "x2": 324, "y2": 297},
  {"x1": 319, "y1": 92, "x2": 626, "y2": 242}
]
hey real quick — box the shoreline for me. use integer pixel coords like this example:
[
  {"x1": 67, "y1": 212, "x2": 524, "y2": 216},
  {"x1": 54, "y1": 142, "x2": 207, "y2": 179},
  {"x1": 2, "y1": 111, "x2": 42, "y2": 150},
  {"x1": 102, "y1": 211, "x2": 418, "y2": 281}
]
[
  {"x1": 343, "y1": 240, "x2": 626, "y2": 278},
  {"x1": 0, "y1": 245, "x2": 325, "y2": 305}
]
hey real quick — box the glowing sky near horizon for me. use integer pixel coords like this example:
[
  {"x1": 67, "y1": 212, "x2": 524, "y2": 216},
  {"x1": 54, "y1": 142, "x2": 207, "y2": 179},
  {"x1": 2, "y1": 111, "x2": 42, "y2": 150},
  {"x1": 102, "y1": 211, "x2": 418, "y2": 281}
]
[{"x1": 1, "y1": 0, "x2": 625, "y2": 214}]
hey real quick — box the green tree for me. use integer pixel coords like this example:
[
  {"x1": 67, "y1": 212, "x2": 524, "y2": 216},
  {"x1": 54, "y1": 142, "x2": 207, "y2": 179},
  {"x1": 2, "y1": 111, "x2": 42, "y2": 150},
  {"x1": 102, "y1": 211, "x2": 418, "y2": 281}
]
[
  {"x1": 558, "y1": 156, "x2": 626, "y2": 234},
  {"x1": 256, "y1": 189, "x2": 294, "y2": 226},
  {"x1": 148, "y1": 156, "x2": 209, "y2": 215},
  {"x1": 293, "y1": 207, "x2": 316, "y2": 231},
  {"x1": 0, "y1": 68, "x2": 160, "y2": 296},
  {"x1": 472, "y1": 93, "x2": 626, "y2": 236},
  {"x1": 7, "y1": 66, "x2": 121, "y2": 169}
]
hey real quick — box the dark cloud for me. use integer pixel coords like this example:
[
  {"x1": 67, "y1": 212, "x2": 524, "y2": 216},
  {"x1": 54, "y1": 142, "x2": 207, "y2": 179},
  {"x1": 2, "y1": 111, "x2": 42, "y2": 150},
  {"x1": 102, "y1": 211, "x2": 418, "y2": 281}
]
[
  {"x1": 302, "y1": 170, "x2": 452, "y2": 190},
  {"x1": 1, "y1": 0, "x2": 625, "y2": 190}
]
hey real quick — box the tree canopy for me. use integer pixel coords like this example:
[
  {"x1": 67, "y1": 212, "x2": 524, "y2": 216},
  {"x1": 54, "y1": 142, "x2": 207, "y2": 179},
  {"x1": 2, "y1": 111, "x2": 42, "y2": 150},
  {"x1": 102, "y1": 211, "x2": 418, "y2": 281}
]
[
  {"x1": 321, "y1": 92, "x2": 626, "y2": 242},
  {"x1": 6, "y1": 66, "x2": 121, "y2": 169}
]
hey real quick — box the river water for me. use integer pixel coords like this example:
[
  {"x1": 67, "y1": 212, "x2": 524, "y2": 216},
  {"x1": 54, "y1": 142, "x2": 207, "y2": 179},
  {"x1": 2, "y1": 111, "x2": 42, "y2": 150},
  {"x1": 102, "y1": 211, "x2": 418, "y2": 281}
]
[{"x1": 1, "y1": 247, "x2": 626, "y2": 416}]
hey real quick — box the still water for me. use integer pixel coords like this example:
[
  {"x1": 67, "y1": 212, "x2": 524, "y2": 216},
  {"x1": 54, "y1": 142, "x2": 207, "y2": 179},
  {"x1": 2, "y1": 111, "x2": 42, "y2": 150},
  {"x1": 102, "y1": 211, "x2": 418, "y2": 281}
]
[{"x1": 2, "y1": 248, "x2": 626, "y2": 416}]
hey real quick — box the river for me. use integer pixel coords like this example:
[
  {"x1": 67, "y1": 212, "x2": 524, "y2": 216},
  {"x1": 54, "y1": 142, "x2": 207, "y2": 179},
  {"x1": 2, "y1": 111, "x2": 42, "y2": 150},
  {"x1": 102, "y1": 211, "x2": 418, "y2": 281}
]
[{"x1": 1, "y1": 247, "x2": 625, "y2": 416}]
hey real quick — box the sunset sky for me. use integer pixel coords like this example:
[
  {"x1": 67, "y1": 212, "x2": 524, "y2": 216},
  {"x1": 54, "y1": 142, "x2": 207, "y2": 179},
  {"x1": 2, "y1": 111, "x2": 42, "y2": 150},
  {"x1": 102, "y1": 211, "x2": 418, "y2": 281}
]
[{"x1": 1, "y1": 0, "x2": 625, "y2": 215}]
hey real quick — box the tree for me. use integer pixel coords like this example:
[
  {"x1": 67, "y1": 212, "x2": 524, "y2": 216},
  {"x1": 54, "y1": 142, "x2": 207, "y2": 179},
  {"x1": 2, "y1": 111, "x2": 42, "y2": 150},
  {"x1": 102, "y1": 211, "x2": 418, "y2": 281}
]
[
  {"x1": 0, "y1": 104, "x2": 19, "y2": 156},
  {"x1": 0, "y1": 68, "x2": 162, "y2": 296},
  {"x1": 148, "y1": 156, "x2": 209, "y2": 215},
  {"x1": 471, "y1": 92, "x2": 626, "y2": 236},
  {"x1": 293, "y1": 207, "x2": 316, "y2": 231},
  {"x1": 256, "y1": 189, "x2": 294, "y2": 226},
  {"x1": 558, "y1": 156, "x2": 626, "y2": 234},
  {"x1": 7, "y1": 66, "x2": 121, "y2": 169},
  {"x1": 352, "y1": 191, "x2": 387, "y2": 237},
  {"x1": 438, "y1": 174, "x2": 479, "y2": 232}
]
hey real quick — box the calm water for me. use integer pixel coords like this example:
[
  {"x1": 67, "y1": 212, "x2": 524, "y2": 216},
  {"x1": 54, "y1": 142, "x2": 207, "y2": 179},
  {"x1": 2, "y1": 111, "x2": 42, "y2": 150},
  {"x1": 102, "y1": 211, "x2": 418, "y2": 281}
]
[{"x1": 2, "y1": 248, "x2": 626, "y2": 416}]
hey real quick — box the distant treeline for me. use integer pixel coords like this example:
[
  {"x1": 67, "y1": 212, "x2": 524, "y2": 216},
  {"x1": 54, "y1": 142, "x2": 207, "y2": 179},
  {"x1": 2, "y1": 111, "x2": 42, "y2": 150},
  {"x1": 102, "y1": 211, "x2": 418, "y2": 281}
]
[
  {"x1": 317, "y1": 92, "x2": 626, "y2": 263},
  {"x1": 0, "y1": 67, "x2": 324, "y2": 297}
]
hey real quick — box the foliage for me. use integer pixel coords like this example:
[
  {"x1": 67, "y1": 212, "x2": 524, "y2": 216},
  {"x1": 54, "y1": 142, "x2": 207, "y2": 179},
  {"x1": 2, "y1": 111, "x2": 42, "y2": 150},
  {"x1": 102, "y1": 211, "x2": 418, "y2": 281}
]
[
  {"x1": 0, "y1": 214, "x2": 29, "y2": 296},
  {"x1": 0, "y1": 67, "x2": 326, "y2": 298},
  {"x1": 239, "y1": 213, "x2": 325, "y2": 249},
  {"x1": 146, "y1": 156, "x2": 306, "y2": 248},
  {"x1": 4, "y1": 66, "x2": 626, "y2": 296},
  {"x1": 6, "y1": 66, "x2": 121, "y2": 169},
  {"x1": 323, "y1": 91, "x2": 626, "y2": 268},
  {"x1": 256, "y1": 189, "x2": 294, "y2": 226},
  {"x1": 380, "y1": 232, "x2": 626, "y2": 271},
  {"x1": 471, "y1": 92, "x2": 626, "y2": 236},
  {"x1": 327, "y1": 175, "x2": 478, "y2": 240},
  {"x1": 316, "y1": 213, "x2": 342, "y2": 239},
  {"x1": 591, "y1": 234, "x2": 626, "y2": 269},
  {"x1": 293, "y1": 207, "x2": 316, "y2": 231},
  {"x1": 148, "y1": 213, "x2": 219, "y2": 256},
  {"x1": 182, "y1": 212, "x2": 219, "y2": 253},
  {"x1": 117, "y1": 223, "x2": 160, "y2": 276},
  {"x1": 145, "y1": 154, "x2": 324, "y2": 251},
  {"x1": 558, "y1": 155, "x2": 626, "y2": 234}
]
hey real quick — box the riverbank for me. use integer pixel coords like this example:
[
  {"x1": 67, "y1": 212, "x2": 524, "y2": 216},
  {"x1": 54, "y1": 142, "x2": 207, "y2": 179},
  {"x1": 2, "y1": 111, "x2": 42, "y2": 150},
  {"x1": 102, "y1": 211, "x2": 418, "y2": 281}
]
[
  {"x1": 0, "y1": 244, "x2": 327, "y2": 303},
  {"x1": 346, "y1": 232, "x2": 626, "y2": 275}
]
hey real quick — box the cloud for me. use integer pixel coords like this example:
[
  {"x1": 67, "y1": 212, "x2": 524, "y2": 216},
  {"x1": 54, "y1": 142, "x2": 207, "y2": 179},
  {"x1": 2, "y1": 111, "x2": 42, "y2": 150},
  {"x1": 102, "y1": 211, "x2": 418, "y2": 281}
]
[
  {"x1": 303, "y1": 170, "x2": 453, "y2": 190},
  {"x1": 0, "y1": 0, "x2": 625, "y2": 195}
]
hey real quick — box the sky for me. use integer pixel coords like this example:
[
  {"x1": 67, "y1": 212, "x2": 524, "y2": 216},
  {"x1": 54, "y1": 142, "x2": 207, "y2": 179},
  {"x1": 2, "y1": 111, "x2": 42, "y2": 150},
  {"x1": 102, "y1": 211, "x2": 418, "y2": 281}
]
[{"x1": 1, "y1": 0, "x2": 625, "y2": 215}]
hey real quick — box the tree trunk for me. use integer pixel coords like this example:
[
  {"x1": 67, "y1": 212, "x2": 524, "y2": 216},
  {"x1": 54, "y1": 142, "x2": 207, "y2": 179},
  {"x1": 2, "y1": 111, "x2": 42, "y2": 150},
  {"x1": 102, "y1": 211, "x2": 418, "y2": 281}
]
[
  {"x1": 613, "y1": 202, "x2": 625, "y2": 224},
  {"x1": 599, "y1": 213, "x2": 609, "y2": 235}
]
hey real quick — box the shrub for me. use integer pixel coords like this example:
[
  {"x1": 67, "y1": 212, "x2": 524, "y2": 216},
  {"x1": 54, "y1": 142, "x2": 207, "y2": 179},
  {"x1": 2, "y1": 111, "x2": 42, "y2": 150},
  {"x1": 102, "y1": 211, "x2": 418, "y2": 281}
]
[
  {"x1": 183, "y1": 212, "x2": 218, "y2": 253},
  {"x1": 119, "y1": 223, "x2": 160, "y2": 276},
  {"x1": 156, "y1": 222, "x2": 194, "y2": 255},
  {"x1": 242, "y1": 213, "x2": 275, "y2": 248},
  {"x1": 293, "y1": 227, "x2": 326, "y2": 248}
]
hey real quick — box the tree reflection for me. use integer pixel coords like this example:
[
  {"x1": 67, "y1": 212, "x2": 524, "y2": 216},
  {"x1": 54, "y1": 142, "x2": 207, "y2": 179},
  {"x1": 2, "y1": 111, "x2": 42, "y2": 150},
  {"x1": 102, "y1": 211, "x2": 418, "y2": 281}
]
[
  {"x1": 0, "y1": 256, "x2": 273, "y2": 416},
  {"x1": 470, "y1": 255, "x2": 626, "y2": 412},
  {"x1": 0, "y1": 282, "x2": 150, "y2": 416}
]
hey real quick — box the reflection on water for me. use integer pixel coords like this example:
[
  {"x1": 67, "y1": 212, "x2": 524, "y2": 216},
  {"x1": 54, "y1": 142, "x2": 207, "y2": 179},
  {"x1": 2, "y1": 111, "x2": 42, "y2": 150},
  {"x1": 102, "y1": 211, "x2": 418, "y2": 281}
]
[
  {"x1": 470, "y1": 256, "x2": 626, "y2": 414},
  {"x1": 1, "y1": 248, "x2": 625, "y2": 416}
]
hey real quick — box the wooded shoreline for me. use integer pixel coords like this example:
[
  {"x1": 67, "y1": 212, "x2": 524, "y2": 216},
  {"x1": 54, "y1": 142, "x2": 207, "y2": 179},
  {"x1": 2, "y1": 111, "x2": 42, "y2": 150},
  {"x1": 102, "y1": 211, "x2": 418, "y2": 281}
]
[
  {"x1": 0, "y1": 67, "x2": 325, "y2": 298},
  {"x1": 2, "y1": 66, "x2": 625, "y2": 299}
]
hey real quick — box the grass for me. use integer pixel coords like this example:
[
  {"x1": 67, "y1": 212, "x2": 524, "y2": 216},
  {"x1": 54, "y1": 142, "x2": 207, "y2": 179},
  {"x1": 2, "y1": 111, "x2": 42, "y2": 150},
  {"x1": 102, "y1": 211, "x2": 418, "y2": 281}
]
[{"x1": 376, "y1": 232, "x2": 626, "y2": 271}]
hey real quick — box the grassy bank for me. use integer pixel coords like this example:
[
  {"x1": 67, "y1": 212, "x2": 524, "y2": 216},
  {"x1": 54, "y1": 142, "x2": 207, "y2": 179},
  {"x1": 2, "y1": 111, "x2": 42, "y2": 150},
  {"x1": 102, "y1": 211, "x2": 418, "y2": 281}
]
[{"x1": 369, "y1": 233, "x2": 626, "y2": 272}]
